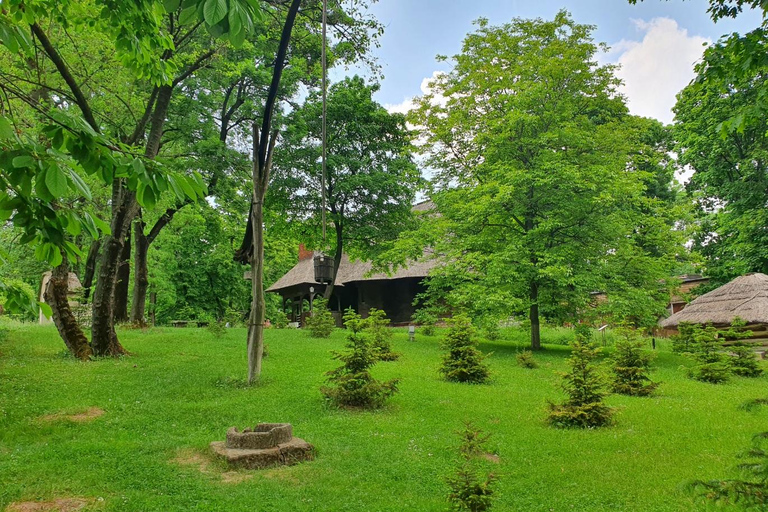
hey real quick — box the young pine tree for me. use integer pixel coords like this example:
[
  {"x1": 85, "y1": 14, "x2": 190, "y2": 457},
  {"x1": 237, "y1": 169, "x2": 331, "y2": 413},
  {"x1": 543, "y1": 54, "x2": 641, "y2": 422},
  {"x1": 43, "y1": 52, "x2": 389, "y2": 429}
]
[
  {"x1": 516, "y1": 350, "x2": 538, "y2": 369},
  {"x1": 721, "y1": 318, "x2": 763, "y2": 378},
  {"x1": 548, "y1": 339, "x2": 614, "y2": 428},
  {"x1": 320, "y1": 309, "x2": 399, "y2": 408},
  {"x1": 611, "y1": 328, "x2": 659, "y2": 396},
  {"x1": 366, "y1": 308, "x2": 400, "y2": 361},
  {"x1": 305, "y1": 298, "x2": 336, "y2": 338},
  {"x1": 686, "y1": 324, "x2": 730, "y2": 384},
  {"x1": 446, "y1": 422, "x2": 498, "y2": 512},
  {"x1": 440, "y1": 315, "x2": 491, "y2": 384}
]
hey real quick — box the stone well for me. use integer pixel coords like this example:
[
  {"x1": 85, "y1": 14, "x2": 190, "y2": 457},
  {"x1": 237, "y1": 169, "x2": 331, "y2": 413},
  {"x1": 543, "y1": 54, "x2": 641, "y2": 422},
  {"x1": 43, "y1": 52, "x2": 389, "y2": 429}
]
[{"x1": 211, "y1": 423, "x2": 314, "y2": 469}]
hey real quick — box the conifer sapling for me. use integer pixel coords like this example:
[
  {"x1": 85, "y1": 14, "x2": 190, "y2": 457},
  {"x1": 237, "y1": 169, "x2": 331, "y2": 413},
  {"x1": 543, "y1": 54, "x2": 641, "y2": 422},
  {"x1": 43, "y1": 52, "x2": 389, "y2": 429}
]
[
  {"x1": 320, "y1": 308, "x2": 399, "y2": 408},
  {"x1": 440, "y1": 315, "x2": 491, "y2": 384}
]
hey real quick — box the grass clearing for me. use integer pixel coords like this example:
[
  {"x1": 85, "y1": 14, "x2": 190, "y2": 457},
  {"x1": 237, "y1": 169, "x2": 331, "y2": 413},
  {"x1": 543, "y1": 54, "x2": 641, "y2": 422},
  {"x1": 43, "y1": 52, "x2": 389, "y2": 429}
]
[{"x1": 1, "y1": 324, "x2": 766, "y2": 511}]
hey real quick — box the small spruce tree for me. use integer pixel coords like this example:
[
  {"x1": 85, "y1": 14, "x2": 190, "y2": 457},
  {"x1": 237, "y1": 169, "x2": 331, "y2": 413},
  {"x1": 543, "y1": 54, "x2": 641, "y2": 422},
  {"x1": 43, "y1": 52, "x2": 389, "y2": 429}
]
[
  {"x1": 721, "y1": 318, "x2": 763, "y2": 378},
  {"x1": 686, "y1": 324, "x2": 730, "y2": 384},
  {"x1": 611, "y1": 328, "x2": 659, "y2": 396},
  {"x1": 671, "y1": 322, "x2": 696, "y2": 354},
  {"x1": 366, "y1": 308, "x2": 400, "y2": 361},
  {"x1": 446, "y1": 422, "x2": 497, "y2": 512},
  {"x1": 548, "y1": 339, "x2": 613, "y2": 428},
  {"x1": 321, "y1": 309, "x2": 399, "y2": 408},
  {"x1": 305, "y1": 298, "x2": 335, "y2": 338},
  {"x1": 516, "y1": 350, "x2": 538, "y2": 369},
  {"x1": 440, "y1": 315, "x2": 491, "y2": 384}
]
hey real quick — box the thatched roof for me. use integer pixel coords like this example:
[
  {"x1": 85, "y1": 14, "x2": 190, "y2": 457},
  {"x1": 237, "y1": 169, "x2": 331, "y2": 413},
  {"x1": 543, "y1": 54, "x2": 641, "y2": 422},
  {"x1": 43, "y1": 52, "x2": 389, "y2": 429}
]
[
  {"x1": 266, "y1": 251, "x2": 440, "y2": 293},
  {"x1": 659, "y1": 273, "x2": 768, "y2": 327},
  {"x1": 267, "y1": 201, "x2": 440, "y2": 294}
]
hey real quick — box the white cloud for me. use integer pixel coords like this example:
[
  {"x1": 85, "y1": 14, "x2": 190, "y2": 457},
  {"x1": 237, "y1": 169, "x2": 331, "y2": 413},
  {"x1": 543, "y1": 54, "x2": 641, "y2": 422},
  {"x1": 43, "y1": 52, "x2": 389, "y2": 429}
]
[
  {"x1": 608, "y1": 18, "x2": 709, "y2": 124},
  {"x1": 385, "y1": 71, "x2": 446, "y2": 114}
]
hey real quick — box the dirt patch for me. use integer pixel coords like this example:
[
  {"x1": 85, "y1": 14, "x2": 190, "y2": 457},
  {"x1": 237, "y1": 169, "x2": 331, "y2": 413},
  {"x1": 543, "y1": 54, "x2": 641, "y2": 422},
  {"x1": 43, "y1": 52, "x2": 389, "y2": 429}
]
[
  {"x1": 482, "y1": 453, "x2": 500, "y2": 464},
  {"x1": 6, "y1": 498, "x2": 92, "y2": 512},
  {"x1": 171, "y1": 449, "x2": 253, "y2": 484},
  {"x1": 39, "y1": 408, "x2": 104, "y2": 424}
]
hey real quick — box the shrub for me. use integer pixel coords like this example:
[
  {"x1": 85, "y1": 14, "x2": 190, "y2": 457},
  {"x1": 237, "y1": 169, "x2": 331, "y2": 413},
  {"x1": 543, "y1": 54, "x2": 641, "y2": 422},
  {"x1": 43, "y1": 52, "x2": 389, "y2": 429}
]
[
  {"x1": 685, "y1": 324, "x2": 730, "y2": 384},
  {"x1": 446, "y1": 422, "x2": 497, "y2": 512},
  {"x1": 611, "y1": 328, "x2": 659, "y2": 396},
  {"x1": 320, "y1": 309, "x2": 399, "y2": 409},
  {"x1": 516, "y1": 350, "x2": 538, "y2": 369},
  {"x1": 480, "y1": 319, "x2": 501, "y2": 341},
  {"x1": 413, "y1": 309, "x2": 438, "y2": 336},
  {"x1": 207, "y1": 321, "x2": 226, "y2": 338},
  {"x1": 305, "y1": 298, "x2": 335, "y2": 338},
  {"x1": 548, "y1": 340, "x2": 613, "y2": 428},
  {"x1": 366, "y1": 308, "x2": 400, "y2": 361},
  {"x1": 730, "y1": 344, "x2": 764, "y2": 378},
  {"x1": 671, "y1": 322, "x2": 697, "y2": 354},
  {"x1": 722, "y1": 317, "x2": 763, "y2": 378},
  {"x1": 440, "y1": 315, "x2": 491, "y2": 384},
  {"x1": 273, "y1": 310, "x2": 289, "y2": 329},
  {"x1": 573, "y1": 323, "x2": 593, "y2": 343}
]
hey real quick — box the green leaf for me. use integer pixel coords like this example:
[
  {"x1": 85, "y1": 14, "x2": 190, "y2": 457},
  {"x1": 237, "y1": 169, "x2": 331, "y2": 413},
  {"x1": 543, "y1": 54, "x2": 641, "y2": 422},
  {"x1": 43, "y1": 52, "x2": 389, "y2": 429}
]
[
  {"x1": 65, "y1": 212, "x2": 82, "y2": 236},
  {"x1": 137, "y1": 183, "x2": 157, "y2": 209},
  {"x1": 12, "y1": 155, "x2": 35, "y2": 168},
  {"x1": 68, "y1": 169, "x2": 92, "y2": 200},
  {"x1": 229, "y1": 23, "x2": 246, "y2": 48},
  {"x1": 168, "y1": 175, "x2": 185, "y2": 200},
  {"x1": 92, "y1": 215, "x2": 112, "y2": 236},
  {"x1": 0, "y1": 116, "x2": 14, "y2": 140},
  {"x1": 45, "y1": 164, "x2": 69, "y2": 198},
  {"x1": 38, "y1": 302, "x2": 52, "y2": 319},
  {"x1": 203, "y1": 0, "x2": 228, "y2": 26},
  {"x1": 228, "y1": 2, "x2": 242, "y2": 37},
  {"x1": 163, "y1": 0, "x2": 181, "y2": 12},
  {"x1": 81, "y1": 213, "x2": 99, "y2": 239}
]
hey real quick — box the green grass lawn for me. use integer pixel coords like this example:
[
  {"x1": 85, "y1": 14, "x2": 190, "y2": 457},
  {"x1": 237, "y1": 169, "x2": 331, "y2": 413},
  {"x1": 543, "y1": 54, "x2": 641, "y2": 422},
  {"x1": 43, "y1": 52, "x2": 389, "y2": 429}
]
[{"x1": 1, "y1": 324, "x2": 766, "y2": 511}]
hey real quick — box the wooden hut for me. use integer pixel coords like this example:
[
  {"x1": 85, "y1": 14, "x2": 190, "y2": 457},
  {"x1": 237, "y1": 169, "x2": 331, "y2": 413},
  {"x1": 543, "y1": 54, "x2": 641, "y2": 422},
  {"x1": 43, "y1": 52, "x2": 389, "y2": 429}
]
[
  {"x1": 659, "y1": 273, "x2": 768, "y2": 339},
  {"x1": 266, "y1": 245, "x2": 439, "y2": 326}
]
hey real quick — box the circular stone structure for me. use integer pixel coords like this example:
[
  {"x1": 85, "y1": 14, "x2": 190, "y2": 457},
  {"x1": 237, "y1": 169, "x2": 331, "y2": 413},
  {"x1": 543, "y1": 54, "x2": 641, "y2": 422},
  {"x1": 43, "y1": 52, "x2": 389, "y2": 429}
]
[
  {"x1": 211, "y1": 423, "x2": 314, "y2": 470},
  {"x1": 226, "y1": 423, "x2": 293, "y2": 449}
]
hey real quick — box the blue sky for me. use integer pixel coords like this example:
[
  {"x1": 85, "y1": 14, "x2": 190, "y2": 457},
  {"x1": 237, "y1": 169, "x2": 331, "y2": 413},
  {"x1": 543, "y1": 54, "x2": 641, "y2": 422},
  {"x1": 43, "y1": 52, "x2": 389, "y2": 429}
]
[{"x1": 346, "y1": 0, "x2": 763, "y2": 124}]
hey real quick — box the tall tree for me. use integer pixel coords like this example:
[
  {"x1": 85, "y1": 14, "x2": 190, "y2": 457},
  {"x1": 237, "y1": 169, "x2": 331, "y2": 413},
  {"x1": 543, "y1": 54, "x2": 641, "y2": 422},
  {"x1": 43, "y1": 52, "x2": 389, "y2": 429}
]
[
  {"x1": 0, "y1": 0, "x2": 258, "y2": 356},
  {"x1": 674, "y1": 58, "x2": 768, "y2": 284},
  {"x1": 128, "y1": 0, "x2": 379, "y2": 325},
  {"x1": 408, "y1": 12, "x2": 676, "y2": 349},
  {"x1": 272, "y1": 76, "x2": 421, "y2": 300}
]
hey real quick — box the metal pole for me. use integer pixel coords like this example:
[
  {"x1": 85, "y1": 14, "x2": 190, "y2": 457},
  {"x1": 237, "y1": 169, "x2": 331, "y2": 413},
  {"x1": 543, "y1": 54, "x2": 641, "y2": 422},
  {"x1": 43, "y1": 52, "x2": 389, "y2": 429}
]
[{"x1": 321, "y1": 0, "x2": 328, "y2": 244}]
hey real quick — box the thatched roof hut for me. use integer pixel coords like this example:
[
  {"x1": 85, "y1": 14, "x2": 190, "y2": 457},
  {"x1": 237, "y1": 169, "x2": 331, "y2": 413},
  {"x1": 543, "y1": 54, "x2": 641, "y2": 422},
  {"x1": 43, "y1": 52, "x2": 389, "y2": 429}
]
[{"x1": 659, "y1": 273, "x2": 768, "y2": 328}]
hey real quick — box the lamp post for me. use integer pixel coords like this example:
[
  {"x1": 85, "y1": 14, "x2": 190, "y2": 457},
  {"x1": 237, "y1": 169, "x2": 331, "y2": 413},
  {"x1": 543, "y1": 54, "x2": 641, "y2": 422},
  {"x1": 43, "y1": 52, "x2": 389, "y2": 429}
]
[{"x1": 309, "y1": 286, "x2": 315, "y2": 313}]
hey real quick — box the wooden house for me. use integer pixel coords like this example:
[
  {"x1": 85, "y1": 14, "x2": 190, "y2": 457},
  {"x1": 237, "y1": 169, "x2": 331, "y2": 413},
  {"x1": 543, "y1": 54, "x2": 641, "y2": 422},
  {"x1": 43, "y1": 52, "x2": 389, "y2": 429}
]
[{"x1": 266, "y1": 245, "x2": 439, "y2": 326}]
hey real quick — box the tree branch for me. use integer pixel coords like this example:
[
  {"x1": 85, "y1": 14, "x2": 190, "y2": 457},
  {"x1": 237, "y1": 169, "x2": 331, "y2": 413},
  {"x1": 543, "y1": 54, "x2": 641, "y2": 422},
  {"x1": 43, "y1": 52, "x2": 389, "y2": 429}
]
[{"x1": 30, "y1": 23, "x2": 99, "y2": 133}]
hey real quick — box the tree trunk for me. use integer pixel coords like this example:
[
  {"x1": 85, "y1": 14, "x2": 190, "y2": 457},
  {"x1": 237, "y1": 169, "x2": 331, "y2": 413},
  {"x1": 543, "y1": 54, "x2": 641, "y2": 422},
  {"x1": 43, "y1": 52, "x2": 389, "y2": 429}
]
[
  {"x1": 131, "y1": 217, "x2": 149, "y2": 325},
  {"x1": 242, "y1": 0, "x2": 302, "y2": 383},
  {"x1": 114, "y1": 222, "x2": 131, "y2": 323},
  {"x1": 91, "y1": 182, "x2": 138, "y2": 356},
  {"x1": 91, "y1": 77, "x2": 172, "y2": 355},
  {"x1": 81, "y1": 239, "x2": 101, "y2": 302},
  {"x1": 530, "y1": 281, "x2": 541, "y2": 351},
  {"x1": 45, "y1": 253, "x2": 92, "y2": 361},
  {"x1": 323, "y1": 220, "x2": 343, "y2": 301},
  {"x1": 246, "y1": 180, "x2": 266, "y2": 384}
]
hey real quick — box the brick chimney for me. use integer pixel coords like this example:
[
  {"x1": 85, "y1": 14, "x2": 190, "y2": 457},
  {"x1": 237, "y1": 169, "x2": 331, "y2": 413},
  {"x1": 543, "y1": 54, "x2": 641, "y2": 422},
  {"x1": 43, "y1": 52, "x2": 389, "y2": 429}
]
[{"x1": 298, "y1": 243, "x2": 313, "y2": 261}]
